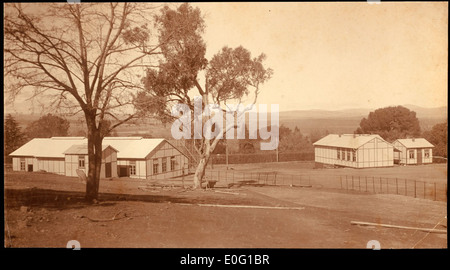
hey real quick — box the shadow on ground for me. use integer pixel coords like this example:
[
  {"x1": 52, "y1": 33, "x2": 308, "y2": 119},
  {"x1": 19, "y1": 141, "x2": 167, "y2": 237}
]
[{"x1": 4, "y1": 188, "x2": 192, "y2": 210}]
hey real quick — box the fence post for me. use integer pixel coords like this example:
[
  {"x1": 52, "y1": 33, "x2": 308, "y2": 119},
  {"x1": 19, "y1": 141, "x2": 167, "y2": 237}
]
[
  {"x1": 365, "y1": 176, "x2": 367, "y2": 192},
  {"x1": 405, "y1": 179, "x2": 407, "y2": 196},
  {"x1": 414, "y1": 180, "x2": 416, "y2": 198},
  {"x1": 444, "y1": 184, "x2": 447, "y2": 201},
  {"x1": 359, "y1": 176, "x2": 361, "y2": 191},
  {"x1": 351, "y1": 175, "x2": 354, "y2": 190},
  {"x1": 340, "y1": 176, "x2": 342, "y2": 189},
  {"x1": 182, "y1": 173, "x2": 185, "y2": 189},
  {"x1": 380, "y1": 177, "x2": 382, "y2": 193},
  {"x1": 346, "y1": 175, "x2": 348, "y2": 191},
  {"x1": 291, "y1": 175, "x2": 294, "y2": 186},
  {"x1": 396, "y1": 178, "x2": 398, "y2": 195},
  {"x1": 373, "y1": 177, "x2": 375, "y2": 193},
  {"x1": 423, "y1": 181, "x2": 425, "y2": 199},
  {"x1": 434, "y1": 182, "x2": 437, "y2": 201}
]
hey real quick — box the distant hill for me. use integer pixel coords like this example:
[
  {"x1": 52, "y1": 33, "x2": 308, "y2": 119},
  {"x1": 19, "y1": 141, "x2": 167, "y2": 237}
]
[
  {"x1": 5, "y1": 104, "x2": 447, "y2": 138},
  {"x1": 279, "y1": 105, "x2": 447, "y2": 120}
]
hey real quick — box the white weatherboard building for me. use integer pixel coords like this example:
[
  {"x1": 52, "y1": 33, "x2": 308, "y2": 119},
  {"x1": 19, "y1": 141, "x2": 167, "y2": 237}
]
[
  {"x1": 103, "y1": 137, "x2": 189, "y2": 180},
  {"x1": 63, "y1": 144, "x2": 118, "y2": 178},
  {"x1": 313, "y1": 134, "x2": 397, "y2": 168},
  {"x1": 10, "y1": 137, "x2": 189, "y2": 180},
  {"x1": 392, "y1": 138, "x2": 434, "y2": 165},
  {"x1": 10, "y1": 137, "x2": 86, "y2": 175}
]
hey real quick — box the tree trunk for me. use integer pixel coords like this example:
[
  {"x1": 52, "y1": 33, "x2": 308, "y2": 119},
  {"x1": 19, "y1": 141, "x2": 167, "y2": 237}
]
[
  {"x1": 193, "y1": 155, "x2": 208, "y2": 189},
  {"x1": 85, "y1": 113, "x2": 103, "y2": 203}
]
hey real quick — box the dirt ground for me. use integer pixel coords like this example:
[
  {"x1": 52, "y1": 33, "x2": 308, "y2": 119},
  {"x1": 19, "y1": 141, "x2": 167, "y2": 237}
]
[{"x1": 4, "y1": 169, "x2": 447, "y2": 249}]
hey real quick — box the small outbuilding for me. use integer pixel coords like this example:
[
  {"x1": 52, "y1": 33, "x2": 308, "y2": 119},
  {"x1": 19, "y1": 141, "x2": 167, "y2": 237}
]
[
  {"x1": 392, "y1": 138, "x2": 434, "y2": 165},
  {"x1": 313, "y1": 134, "x2": 397, "y2": 168}
]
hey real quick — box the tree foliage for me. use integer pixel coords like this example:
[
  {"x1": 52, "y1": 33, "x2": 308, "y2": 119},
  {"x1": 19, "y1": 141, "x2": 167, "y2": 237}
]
[
  {"x1": 4, "y1": 114, "x2": 26, "y2": 159},
  {"x1": 4, "y1": 3, "x2": 163, "y2": 201},
  {"x1": 423, "y1": 120, "x2": 448, "y2": 158},
  {"x1": 278, "y1": 124, "x2": 314, "y2": 153},
  {"x1": 355, "y1": 106, "x2": 421, "y2": 142},
  {"x1": 25, "y1": 113, "x2": 70, "y2": 139},
  {"x1": 140, "y1": 3, "x2": 273, "y2": 188}
]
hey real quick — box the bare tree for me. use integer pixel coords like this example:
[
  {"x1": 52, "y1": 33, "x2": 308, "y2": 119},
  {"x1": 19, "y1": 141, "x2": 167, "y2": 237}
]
[
  {"x1": 4, "y1": 3, "x2": 165, "y2": 202},
  {"x1": 139, "y1": 4, "x2": 273, "y2": 188}
]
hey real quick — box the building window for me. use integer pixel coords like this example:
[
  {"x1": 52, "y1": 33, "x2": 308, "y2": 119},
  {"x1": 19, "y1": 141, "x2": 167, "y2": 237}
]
[
  {"x1": 162, "y1": 157, "x2": 167, "y2": 173},
  {"x1": 424, "y1": 149, "x2": 430, "y2": 158},
  {"x1": 347, "y1": 150, "x2": 350, "y2": 161},
  {"x1": 170, "y1": 156, "x2": 176, "y2": 171},
  {"x1": 409, "y1": 150, "x2": 415, "y2": 159},
  {"x1": 337, "y1": 149, "x2": 340, "y2": 159},
  {"x1": 153, "y1": 159, "x2": 159, "y2": 174},
  {"x1": 352, "y1": 150, "x2": 357, "y2": 162},
  {"x1": 130, "y1": 161, "x2": 136, "y2": 175},
  {"x1": 78, "y1": 156, "x2": 85, "y2": 169},
  {"x1": 20, "y1": 158, "x2": 26, "y2": 171}
]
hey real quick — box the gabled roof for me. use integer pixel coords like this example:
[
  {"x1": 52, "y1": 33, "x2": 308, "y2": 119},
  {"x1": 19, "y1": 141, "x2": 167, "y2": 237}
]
[
  {"x1": 9, "y1": 137, "x2": 87, "y2": 158},
  {"x1": 393, "y1": 138, "x2": 434, "y2": 148},
  {"x1": 313, "y1": 134, "x2": 387, "y2": 149},
  {"x1": 63, "y1": 144, "x2": 118, "y2": 155},
  {"x1": 103, "y1": 137, "x2": 165, "y2": 159},
  {"x1": 10, "y1": 137, "x2": 180, "y2": 160}
]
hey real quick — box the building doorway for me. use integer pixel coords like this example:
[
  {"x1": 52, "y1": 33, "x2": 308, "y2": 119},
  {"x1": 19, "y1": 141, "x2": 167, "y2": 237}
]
[
  {"x1": 105, "y1": 162, "x2": 112, "y2": 178},
  {"x1": 417, "y1": 149, "x2": 422, "y2": 164}
]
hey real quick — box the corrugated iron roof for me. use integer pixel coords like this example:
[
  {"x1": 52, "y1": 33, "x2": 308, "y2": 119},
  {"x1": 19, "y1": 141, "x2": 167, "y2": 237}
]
[
  {"x1": 313, "y1": 134, "x2": 386, "y2": 149},
  {"x1": 10, "y1": 137, "x2": 165, "y2": 159},
  {"x1": 103, "y1": 137, "x2": 165, "y2": 159},
  {"x1": 9, "y1": 137, "x2": 87, "y2": 158},
  {"x1": 63, "y1": 144, "x2": 118, "y2": 155},
  {"x1": 394, "y1": 138, "x2": 434, "y2": 148}
]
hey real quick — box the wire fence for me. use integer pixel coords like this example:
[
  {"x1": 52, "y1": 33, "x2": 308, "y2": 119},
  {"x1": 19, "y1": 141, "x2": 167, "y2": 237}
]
[
  {"x1": 174, "y1": 170, "x2": 447, "y2": 202},
  {"x1": 338, "y1": 175, "x2": 447, "y2": 201},
  {"x1": 210, "y1": 152, "x2": 315, "y2": 165}
]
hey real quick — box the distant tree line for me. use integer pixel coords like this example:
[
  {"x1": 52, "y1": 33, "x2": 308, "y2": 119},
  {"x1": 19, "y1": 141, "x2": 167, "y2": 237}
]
[
  {"x1": 4, "y1": 114, "x2": 69, "y2": 161},
  {"x1": 355, "y1": 105, "x2": 447, "y2": 158},
  {"x1": 211, "y1": 124, "x2": 316, "y2": 155}
]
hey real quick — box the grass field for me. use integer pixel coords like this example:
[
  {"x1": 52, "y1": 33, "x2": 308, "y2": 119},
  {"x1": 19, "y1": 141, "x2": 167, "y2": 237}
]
[
  {"x1": 4, "y1": 162, "x2": 447, "y2": 249},
  {"x1": 179, "y1": 162, "x2": 448, "y2": 201}
]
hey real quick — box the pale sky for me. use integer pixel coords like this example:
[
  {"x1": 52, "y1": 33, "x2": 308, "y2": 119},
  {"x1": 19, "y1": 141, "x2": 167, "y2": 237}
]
[
  {"x1": 193, "y1": 2, "x2": 448, "y2": 111},
  {"x1": 4, "y1": 2, "x2": 448, "y2": 113}
]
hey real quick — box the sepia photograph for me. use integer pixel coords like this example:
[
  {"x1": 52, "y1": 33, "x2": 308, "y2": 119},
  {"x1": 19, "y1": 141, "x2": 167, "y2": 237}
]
[{"x1": 3, "y1": 1, "x2": 447, "y2": 256}]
